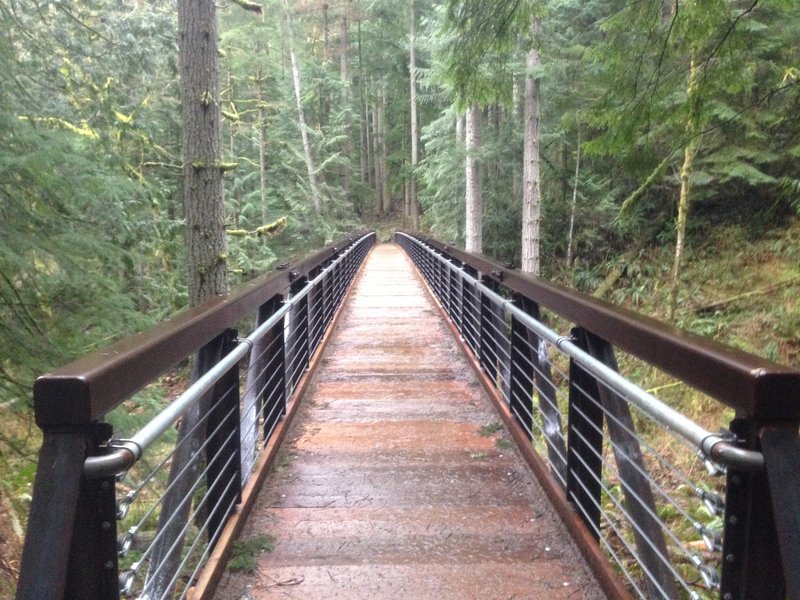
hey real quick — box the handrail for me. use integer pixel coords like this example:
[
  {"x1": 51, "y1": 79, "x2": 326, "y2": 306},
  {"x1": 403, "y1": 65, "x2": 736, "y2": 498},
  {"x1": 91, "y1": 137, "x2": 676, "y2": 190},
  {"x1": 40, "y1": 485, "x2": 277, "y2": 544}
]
[
  {"x1": 33, "y1": 231, "x2": 373, "y2": 428},
  {"x1": 398, "y1": 231, "x2": 800, "y2": 419},
  {"x1": 395, "y1": 230, "x2": 800, "y2": 600},
  {"x1": 82, "y1": 236, "x2": 368, "y2": 479},
  {"x1": 472, "y1": 271, "x2": 764, "y2": 473},
  {"x1": 17, "y1": 230, "x2": 376, "y2": 600}
]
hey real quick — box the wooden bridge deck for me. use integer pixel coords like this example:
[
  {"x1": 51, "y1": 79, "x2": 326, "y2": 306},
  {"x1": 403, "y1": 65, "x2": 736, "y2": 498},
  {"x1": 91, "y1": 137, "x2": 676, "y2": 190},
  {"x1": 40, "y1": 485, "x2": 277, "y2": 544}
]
[{"x1": 212, "y1": 243, "x2": 604, "y2": 600}]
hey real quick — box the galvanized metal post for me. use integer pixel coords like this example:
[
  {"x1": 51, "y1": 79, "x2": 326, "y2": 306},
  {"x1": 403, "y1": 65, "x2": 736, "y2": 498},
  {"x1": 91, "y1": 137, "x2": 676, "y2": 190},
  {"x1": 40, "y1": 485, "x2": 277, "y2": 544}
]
[{"x1": 205, "y1": 328, "x2": 243, "y2": 541}]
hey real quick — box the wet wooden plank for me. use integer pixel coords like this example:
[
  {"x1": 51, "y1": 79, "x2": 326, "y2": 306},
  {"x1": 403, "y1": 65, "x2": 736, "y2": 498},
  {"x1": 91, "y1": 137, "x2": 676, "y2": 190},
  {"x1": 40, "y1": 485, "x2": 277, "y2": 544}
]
[{"x1": 212, "y1": 244, "x2": 605, "y2": 600}]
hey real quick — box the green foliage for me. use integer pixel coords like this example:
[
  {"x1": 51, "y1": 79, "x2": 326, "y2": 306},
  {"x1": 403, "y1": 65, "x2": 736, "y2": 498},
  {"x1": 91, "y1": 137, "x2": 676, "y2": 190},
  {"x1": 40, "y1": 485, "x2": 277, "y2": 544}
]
[
  {"x1": 228, "y1": 535, "x2": 276, "y2": 573},
  {"x1": 478, "y1": 421, "x2": 503, "y2": 436}
]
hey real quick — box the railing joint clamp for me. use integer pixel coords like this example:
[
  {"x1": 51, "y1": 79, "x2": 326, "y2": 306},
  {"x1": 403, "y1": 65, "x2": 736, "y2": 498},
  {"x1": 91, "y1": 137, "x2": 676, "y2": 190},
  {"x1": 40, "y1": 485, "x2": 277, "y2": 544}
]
[{"x1": 235, "y1": 337, "x2": 254, "y2": 351}]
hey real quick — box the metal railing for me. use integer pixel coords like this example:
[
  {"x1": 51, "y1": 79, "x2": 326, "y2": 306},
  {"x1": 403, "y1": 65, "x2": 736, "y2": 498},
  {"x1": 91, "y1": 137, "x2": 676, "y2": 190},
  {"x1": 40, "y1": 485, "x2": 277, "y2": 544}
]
[
  {"x1": 395, "y1": 231, "x2": 800, "y2": 600},
  {"x1": 16, "y1": 231, "x2": 376, "y2": 600}
]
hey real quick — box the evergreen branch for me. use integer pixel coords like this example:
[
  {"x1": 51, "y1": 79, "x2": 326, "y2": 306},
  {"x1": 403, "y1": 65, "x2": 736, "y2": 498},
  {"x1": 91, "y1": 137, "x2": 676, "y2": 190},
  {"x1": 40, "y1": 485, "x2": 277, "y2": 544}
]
[
  {"x1": 55, "y1": 4, "x2": 113, "y2": 45},
  {"x1": 701, "y1": 0, "x2": 759, "y2": 78}
]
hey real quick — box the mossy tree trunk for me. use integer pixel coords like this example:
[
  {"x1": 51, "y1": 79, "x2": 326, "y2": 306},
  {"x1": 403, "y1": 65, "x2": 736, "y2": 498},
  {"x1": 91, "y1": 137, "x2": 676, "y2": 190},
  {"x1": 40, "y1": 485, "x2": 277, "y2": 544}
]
[
  {"x1": 669, "y1": 51, "x2": 701, "y2": 322},
  {"x1": 142, "y1": 0, "x2": 227, "y2": 597}
]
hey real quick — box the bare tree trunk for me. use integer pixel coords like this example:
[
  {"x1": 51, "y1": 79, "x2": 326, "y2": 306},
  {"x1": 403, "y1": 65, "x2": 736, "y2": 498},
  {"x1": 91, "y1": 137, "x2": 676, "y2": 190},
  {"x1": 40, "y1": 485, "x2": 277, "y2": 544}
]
[
  {"x1": 409, "y1": 0, "x2": 420, "y2": 229},
  {"x1": 456, "y1": 113, "x2": 465, "y2": 144},
  {"x1": 372, "y1": 99, "x2": 383, "y2": 214},
  {"x1": 521, "y1": 25, "x2": 542, "y2": 276},
  {"x1": 322, "y1": 2, "x2": 330, "y2": 61},
  {"x1": 669, "y1": 51, "x2": 701, "y2": 322},
  {"x1": 363, "y1": 100, "x2": 371, "y2": 189},
  {"x1": 257, "y1": 70, "x2": 269, "y2": 224},
  {"x1": 380, "y1": 84, "x2": 390, "y2": 214},
  {"x1": 285, "y1": 1, "x2": 321, "y2": 213},
  {"x1": 142, "y1": 0, "x2": 227, "y2": 596},
  {"x1": 465, "y1": 104, "x2": 482, "y2": 254},
  {"x1": 340, "y1": 1, "x2": 353, "y2": 202},
  {"x1": 566, "y1": 128, "x2": 581, "y2": 269}
]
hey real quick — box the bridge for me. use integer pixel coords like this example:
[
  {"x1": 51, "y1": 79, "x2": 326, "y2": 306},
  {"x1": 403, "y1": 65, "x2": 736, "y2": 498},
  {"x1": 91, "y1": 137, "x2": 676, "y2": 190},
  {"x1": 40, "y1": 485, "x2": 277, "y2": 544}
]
[{"x1": 14, "y1": 231, "x2": 800, "y2": 600}]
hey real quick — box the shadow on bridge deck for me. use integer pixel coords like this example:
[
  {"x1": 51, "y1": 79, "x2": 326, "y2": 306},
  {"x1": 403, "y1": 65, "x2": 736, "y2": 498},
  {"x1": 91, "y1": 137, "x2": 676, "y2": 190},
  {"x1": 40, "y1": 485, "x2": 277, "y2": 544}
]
[{"x1": 211, "y1": 243, "x2": 604, "y2": 600}]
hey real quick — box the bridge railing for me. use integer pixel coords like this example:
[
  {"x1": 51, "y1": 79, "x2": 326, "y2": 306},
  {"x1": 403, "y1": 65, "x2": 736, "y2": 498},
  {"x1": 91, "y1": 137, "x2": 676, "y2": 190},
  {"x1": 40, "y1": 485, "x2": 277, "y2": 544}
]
[
  {"x1": 16, "y1": 231, "x2": 376, "y2": 600},
  {"x1": 395, "y1": 231, "x2": 800, "y2": 600}
]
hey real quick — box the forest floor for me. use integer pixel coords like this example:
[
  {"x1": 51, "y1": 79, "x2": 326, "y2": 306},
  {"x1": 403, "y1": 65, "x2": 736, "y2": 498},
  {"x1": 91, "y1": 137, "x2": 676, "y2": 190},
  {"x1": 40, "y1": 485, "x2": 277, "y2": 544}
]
[{"x1": 598, "y1": 213, "x2": 800, "y2": 368}]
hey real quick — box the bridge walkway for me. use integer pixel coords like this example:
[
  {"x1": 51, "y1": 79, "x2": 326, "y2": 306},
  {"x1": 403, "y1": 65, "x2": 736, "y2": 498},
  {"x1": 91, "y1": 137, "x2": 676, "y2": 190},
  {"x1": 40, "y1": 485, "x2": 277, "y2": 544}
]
[{"x1": 211, "y1": 243, "x2": 604, "y2": 600}]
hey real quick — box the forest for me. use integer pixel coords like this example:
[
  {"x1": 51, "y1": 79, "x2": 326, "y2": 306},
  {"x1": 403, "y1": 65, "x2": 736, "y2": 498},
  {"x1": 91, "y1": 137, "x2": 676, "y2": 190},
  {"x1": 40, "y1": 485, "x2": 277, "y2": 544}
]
[{"x1": 1, "y1": 0, "x2": 799, "y2": 591}]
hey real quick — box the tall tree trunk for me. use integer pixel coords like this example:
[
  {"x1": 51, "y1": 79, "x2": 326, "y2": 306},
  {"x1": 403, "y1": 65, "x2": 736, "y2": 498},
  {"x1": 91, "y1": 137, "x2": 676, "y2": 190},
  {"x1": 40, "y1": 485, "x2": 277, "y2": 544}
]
[
  {"x1": 357, "y1": 15, "x2": 367, "y2": 188},
  {"x1": 380, "y1": 84, "x2": 390, "y2": 214},
  {"x1": 372, "y1": 100, "x2": 382, "y2": 214},
  {"x1": 257, "y1": 72, "x2": 268, "y2": 223},
  {"x1": 142, "y1": 1, "x2": 226, "y2": 597},
  {"x1": 465, "y1": 104, "x2": 482, "y2": 254},
  {"x1": 521, "y1": 26, "x2": 542, "y2": 276},
  {"x1": 669, "y1": 51, "x2": 701, "y2": 321},
  {"x1": 363, "y1": 100, "x2": 372, "y2": 189},
  {"x1": 566, "y1": 128, "x2": 581, "y2": 269},
  {"x1": 322, "y1": 2, "x2": 330, "y2": 61},
  {"x1": 340, "y1": 1, "x2": 353, "y2": 204},
  {"x1": 285, "y1": 2, "x2": 321, "y2": 213},
  {"x1": 409, "y1": 0, "x2": 420, "y2": 229},
  {"x1": 456, "y1": 113, "x2": 465, "y2": 144}
]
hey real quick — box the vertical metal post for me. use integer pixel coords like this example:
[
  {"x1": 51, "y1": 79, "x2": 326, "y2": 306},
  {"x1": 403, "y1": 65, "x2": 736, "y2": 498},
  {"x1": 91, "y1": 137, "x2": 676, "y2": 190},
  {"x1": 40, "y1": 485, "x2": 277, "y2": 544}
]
[
  {"x1": 462, "y1": 266, "x2": 480, "y2": 354},
  {"x1": 720, "y1": 417, "x2": 785, "y2": 600},
  {"x1": 18, "y1": 424, "x2": 119, "y2": 600},
  {"x1": 16, "y1": 431, "x2": 89, "y2": 600},
  {"x1": 566, "y1": 327, "x2": 604, "y2": 540},
  {"x1": 479, "y1": 278, "x2": 498, "y2": 381},
  {"x1": 510, "y1": 295, "x2": 535, "y2": 440},
  {"x1": 205, "y1": 328, "x2": 242, "y2": 542},
  {"x1": 286, "y1": 276, "x2": 309, "y2": 392},
  {"x1": 760, "y1": 424, "x2": 800, "y2": 600},
  {"x1": 264, "y1": 298, "x2": 287, "y2": 438},
  {"x1": 307, "y1": 266, "x2": 323, "y2": 352},
  {"x1": 241, "y1": 294, "x2": 283, "y2": 475},
  {"x1": 583, "y1": 331, "x2": 678, "y2": 599}
]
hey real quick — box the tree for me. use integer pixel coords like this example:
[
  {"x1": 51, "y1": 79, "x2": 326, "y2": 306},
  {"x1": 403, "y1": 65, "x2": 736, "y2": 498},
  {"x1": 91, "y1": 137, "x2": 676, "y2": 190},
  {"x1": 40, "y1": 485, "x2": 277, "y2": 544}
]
[
  {"x1": 142, "y1": 0, "x2": 230, "y2": 594},
  {"x1": 285, "y1": 1, "x2": 322, "y2": 213},
  {"x1": 521, "y1": 19, "x2": 542, "y2": 275},
  {"x1": 409, "y1": 0, "x2": 421, "y2": 229},
  {"x1": 464, "y1": 104, "x2": 483, "y2": 252}
]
